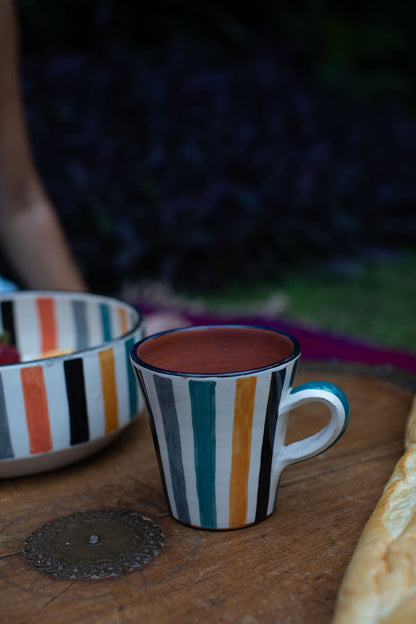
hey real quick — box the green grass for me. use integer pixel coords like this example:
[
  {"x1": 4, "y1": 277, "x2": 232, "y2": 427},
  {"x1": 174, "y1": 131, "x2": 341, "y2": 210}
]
[
  {"x1": 282, "y1": 254, "x2": 416, "y2": 349},
  {"x1": 200, "y1": 252, "x2": 416, "y2": 350}
]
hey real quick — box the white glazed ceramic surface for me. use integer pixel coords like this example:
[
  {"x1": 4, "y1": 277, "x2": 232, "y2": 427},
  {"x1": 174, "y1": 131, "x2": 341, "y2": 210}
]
[
  {"x1": 131, "y1": 325, "x2": 350, "y2": 530},
  {"x1": 0, "y1": 291, "x2": 144, "y2": 478}
]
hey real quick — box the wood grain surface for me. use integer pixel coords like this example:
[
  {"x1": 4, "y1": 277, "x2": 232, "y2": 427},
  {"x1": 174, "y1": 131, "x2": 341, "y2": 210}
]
[{"x1": 0, "y1": 364, "x2": 413, "y2": 624}]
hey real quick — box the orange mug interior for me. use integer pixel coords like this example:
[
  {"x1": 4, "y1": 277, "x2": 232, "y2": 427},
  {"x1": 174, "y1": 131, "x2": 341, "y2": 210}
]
[{"x1": 136, "y1": 326, "x2": 296, "y2": 375}]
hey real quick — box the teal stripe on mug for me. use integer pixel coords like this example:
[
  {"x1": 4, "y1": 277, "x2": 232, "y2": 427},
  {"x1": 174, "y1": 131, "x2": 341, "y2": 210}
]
[
  {"x1": 189, "y1": 379, "x2": 217, "y2": 529},
  {"x1": 153, "y1": 375, "x2": 190, "y2": 525}
]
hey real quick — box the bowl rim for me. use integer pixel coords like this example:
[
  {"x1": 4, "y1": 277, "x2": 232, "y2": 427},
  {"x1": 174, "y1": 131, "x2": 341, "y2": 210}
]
[{"x1": 0, "y1": 290, "x2": 144, "y2": 368}]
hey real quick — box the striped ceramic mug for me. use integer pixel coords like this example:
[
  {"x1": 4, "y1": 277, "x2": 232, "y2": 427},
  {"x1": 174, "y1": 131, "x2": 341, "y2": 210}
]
[{"x1": 130, "y1": 325, "x2": 349, "y2": 530}]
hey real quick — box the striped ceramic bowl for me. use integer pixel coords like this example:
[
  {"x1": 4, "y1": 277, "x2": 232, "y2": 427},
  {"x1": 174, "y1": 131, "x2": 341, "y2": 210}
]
[{"x1": 0, "y1": 291, "x2": 144, "y2": 478}]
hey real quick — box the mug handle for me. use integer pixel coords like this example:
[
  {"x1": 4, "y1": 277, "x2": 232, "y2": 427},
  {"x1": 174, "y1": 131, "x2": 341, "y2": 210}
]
[{"x1": 278, "y1": 381, "x2": 350, "y2": 466}]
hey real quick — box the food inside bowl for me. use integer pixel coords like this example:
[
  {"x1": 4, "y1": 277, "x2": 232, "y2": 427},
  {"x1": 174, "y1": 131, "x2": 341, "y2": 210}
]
[
  {"x1": 0, "y1": 334, "x2": 75, "y2": 364},
  {"x1": 0, "y1": 331, "x2": 20, "y2": 364}
]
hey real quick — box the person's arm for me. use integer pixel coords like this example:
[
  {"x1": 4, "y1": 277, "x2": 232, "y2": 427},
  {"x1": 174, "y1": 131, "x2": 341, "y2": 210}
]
[{"x1": 0, "y1": 0, "x2": 87, "y2": 291}]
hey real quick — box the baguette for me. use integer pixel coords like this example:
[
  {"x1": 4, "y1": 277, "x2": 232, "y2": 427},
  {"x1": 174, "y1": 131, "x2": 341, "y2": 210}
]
[{"x1": 333, "y1": 396, "x2": 416, "y2": 624}]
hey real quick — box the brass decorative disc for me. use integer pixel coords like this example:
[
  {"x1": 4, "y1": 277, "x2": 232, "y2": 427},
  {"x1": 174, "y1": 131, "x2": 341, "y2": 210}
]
[{"x1": 23, "y1": 509, "x2": 164, "y2": 579}]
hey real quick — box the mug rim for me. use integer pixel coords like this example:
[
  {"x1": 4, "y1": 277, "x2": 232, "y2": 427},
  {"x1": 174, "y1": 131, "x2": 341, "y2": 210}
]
[{"x1": 130, "y1": 323, "x2": 301, "y2": 377}]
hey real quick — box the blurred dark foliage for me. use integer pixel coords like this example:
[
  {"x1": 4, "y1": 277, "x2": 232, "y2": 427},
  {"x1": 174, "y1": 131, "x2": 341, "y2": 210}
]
[{"x1": 6, "y1": 0, "x2": 416, "y2": 294}]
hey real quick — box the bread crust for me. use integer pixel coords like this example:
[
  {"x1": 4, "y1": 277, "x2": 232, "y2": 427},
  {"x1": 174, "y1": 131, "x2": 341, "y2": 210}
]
[{"x1": 333, "y1": 397, "x2": 416, "y2": 624}]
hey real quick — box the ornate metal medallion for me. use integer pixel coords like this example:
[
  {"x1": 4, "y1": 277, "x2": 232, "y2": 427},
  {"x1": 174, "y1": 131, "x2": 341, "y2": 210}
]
[{"x1": 23, "y1": 509, "x2": 164, "y2": 579}]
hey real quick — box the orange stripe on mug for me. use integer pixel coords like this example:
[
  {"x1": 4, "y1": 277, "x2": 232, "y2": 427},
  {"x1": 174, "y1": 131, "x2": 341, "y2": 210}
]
[
  {"x1": 98, "y1": 348, "x2": 119, "y2": 433},
  {"x1": 21, "y1": 366, "x2": 52, "y2": 454},
  {"x1": 229, "y1": 376, "x2": 257, "y2": 527},
  {"x1": 119, "y1": 307, "x2": 128, "y2": 335},
  {"x1": 36, "y1": 297, "x2": 57, "y2": 354}
]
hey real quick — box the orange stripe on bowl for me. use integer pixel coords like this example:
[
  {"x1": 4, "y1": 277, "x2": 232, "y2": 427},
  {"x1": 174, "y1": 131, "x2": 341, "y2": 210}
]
[
  {"x1": 98, "y1": 348, "x2": 119, "y2": 433},
  {"x1": 229, "y1": 376, "x2": 257, "y2": 527},
  {"x1": 36, "y1": 297, "x2": 57, "y2": 353},
  {"x1": 21, "y1": 366, "x2": 52, "y2": 454},
  {"x1": 119, "y1": 307, "x2": 128, "y2": 335}
]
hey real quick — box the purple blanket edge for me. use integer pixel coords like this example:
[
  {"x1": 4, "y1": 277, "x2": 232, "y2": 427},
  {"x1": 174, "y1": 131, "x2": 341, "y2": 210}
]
[{"x1": 134, "y1": 301, "x2": 416, "y2": 377}]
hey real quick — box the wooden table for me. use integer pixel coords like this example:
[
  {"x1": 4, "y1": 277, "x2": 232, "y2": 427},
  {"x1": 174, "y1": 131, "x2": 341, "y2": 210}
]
[{"x1": 1, "y1": 363, "x2": 414, "y2": 624}]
